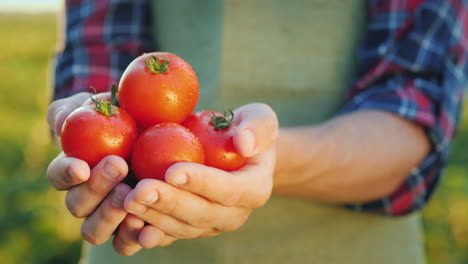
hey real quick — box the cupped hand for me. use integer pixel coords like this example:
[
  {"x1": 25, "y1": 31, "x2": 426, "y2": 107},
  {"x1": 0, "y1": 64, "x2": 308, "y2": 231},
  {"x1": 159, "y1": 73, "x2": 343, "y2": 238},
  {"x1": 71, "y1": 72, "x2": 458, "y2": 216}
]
[
  {"x1": 123, "y1": 103, "x2": 278, "y2": 248},
  {"x1": 47, "y1": 92, "x2": 136, "y2": 248}
]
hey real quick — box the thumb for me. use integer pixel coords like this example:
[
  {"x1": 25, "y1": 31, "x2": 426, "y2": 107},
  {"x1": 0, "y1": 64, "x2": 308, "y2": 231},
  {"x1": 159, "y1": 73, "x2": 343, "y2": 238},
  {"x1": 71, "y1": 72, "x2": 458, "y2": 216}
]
[
  {"x1": 47, "y1": 92, "x2": 90, "y2": 136},
  {"x1": 233, "y1": 103, "x2": 278, "y2": 157}
]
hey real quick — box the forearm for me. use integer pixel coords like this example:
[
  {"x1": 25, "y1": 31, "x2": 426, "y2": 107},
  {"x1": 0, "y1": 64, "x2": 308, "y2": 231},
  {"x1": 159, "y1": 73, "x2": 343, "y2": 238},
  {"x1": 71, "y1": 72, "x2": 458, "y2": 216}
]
[{"x1": 273, "y1": 110, "x2": 430, "y2": 203}]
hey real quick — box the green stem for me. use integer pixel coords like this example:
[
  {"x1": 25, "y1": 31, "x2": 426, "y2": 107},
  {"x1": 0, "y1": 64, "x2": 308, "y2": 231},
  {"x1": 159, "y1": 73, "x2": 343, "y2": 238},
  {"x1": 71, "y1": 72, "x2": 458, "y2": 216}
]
[
  {"x1": 211, "y1": 108, "x2": 234, "y2": 130},
  {"x1": 145, "y1": 55, "x2": 170, "y2": 73},
  {"x1": 89, "y1": 87, "x2": 118, "y2": 116}
]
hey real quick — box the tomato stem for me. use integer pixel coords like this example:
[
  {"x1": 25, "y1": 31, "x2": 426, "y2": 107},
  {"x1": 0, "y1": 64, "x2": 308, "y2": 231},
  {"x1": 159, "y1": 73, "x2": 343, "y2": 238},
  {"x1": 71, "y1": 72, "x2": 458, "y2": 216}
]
[
  {"x1": 145, "y1": 55, "x2": 170, "y2": 73},
  {"x1": 89, "y1": 86, "x2": 119, "y2": 116},
  {"x1": 211, "y1": 108, "x2": 234, "y2": 130}
]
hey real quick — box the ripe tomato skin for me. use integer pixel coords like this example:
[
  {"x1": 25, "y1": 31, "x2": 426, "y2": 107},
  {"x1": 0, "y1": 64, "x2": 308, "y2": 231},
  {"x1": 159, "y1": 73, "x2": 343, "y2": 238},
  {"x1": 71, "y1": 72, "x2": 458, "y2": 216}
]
[
  {"x1": 182, "y1": 110, "x2": 246, "y2": 171},
  {"x1": 118, "y1": 52, "x2": 199, "y2": 129},
  {"x1": 61, "y1": 105, "x2": 138, "y2": 168},
  {"x1": 131, "y1": 123, "x2": 205, "y2": 181}
]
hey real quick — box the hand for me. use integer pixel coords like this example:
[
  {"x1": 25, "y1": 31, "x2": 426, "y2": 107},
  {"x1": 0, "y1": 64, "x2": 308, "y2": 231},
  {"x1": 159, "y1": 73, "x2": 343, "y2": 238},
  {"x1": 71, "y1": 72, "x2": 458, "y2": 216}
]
[
  {"x1": 48, "y1": 153, "x2": 154, "y2": 255},
  {"x1": 47, "y1": 92, "x2": 137, "y2": 249},
  {"x1": 123, "y1": 103, "x2": 278, "y2": 248},
  {"x1": 47, "y1": 92, "x2": 90, "y2": 137}
]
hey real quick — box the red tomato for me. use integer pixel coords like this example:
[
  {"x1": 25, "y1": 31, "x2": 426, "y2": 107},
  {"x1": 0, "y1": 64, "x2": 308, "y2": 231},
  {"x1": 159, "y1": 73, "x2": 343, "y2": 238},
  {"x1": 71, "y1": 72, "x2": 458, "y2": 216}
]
[
  {"x1": 131, "y1": 123, "x2": 205, "y2": 181},
  {"x1": 182, "y1": 109, "x2": 246, "y2": 171},
  {"x1": 61, "y1": 99, "x2": 138, "y2": 168},
  {"x1": 118, "y1": 52, "x2": 199, "y2": 129}
]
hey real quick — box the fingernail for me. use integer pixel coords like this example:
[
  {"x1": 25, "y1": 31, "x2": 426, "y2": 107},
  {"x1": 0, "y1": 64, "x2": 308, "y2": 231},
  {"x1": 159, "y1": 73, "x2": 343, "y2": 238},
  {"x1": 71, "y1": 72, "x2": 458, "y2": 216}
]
[
  {"x1": 140, "y1": 191, "x2": 158, "y2": 205},
  {"x1": 104, "y1": 162, "x2": 120, "y2": 180},
  {"x1": 242, "y1": 128, "x2": 255, "y2": 155},
  {"x1": 169, "y1": 173, "x2": 187, "y2": 186}
]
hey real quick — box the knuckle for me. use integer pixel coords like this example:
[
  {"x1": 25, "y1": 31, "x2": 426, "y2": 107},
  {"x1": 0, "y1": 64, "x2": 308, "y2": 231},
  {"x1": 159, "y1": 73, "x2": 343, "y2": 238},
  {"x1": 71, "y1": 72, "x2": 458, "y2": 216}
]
[
  {"x1": 251, "y1": 188, "x2": 272, "y2": 209},
  {"x1": 88, "y1": 182, "x2": 105, "y2": 195},
  {"x1": 159, "y1": 237, "x2": 176, "y2": 247},
  {"x1": 113, "y1": 239, "x2": 138, "y2": 256},
  {"x1": 46, "y1": 171, "x2": 60, "y2": 190},
  {"x1": 69, "y1": 205, "x2": 87, "y2": 218},
  {"x1": 104, "y1": 155, "x2": 125, "y2": 169},
  {"x1": 267, "y1": 119, "x2": 279, "y2": 139},
  {"x1": 46, "y1": 100, "x2": 63, "y2": 125},
  {"x1": 124, "y1": 214, "x2": 144, "y2": 229},
  {"x1": 100, "y1": 208, "x2": 118, "y2": 226},
  {"x1": 160, "y1": 192, "x2": 178, "y2": 216},
  {"x1": 260, "y1": 103, "x2": 278, "y2": 120},
  {"x1": 192, "y1": 215, "x2": 214, "y2": 229},
  {"x1": 46, "y1": 159, "x2": 66, "y2": 190},
  {"x1": 251, "y1": 196, "x2": 268, "y2": 209},
  {"x1": 88, "y1": 176, "x2": 110, "y2": 195},
  {"x1": 220, "y1": 192, "x2": 242, "y2": 207},
  {"x1": 81, "y1": 227, "x2": 99, "y2": 246},
  {"x1": 172, "y1": 226, "x2": 200, "y2": 239},
  {"x1": 200, "y1": 229, "x2": 220, "y2": 238},
  {"x1": 222, "y1": 224, "x2": 239, "y2": 233},
  {"x1": 223, "y1": 220, "x2": 242, "y2": 232},
  {"x1": 65, "y1": 192, "x2": 88, "y2": 218},
  {"x1": 223, "y1": 213, "x2": 249, "y2": 232},
  {"x1": 117, "y1": 248, "x2": 137, "y2": 256}
]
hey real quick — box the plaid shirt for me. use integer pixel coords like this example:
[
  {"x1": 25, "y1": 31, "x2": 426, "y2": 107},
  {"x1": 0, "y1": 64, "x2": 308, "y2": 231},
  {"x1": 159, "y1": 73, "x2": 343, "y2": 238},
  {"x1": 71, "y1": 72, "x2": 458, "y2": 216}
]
[{"x1": 54, "y1": 0, "x2": 468, "y2": 216}]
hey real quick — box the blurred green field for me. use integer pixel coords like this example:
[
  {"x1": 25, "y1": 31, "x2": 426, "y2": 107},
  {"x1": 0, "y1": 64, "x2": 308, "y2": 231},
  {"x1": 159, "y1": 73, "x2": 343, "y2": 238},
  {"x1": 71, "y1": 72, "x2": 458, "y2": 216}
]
[
  {"x1": 0, "y1": 13, "x2": 82, "y2": 264},
  {"x1": 0, "y1": 13, "x2": 467, "y2": 264}
]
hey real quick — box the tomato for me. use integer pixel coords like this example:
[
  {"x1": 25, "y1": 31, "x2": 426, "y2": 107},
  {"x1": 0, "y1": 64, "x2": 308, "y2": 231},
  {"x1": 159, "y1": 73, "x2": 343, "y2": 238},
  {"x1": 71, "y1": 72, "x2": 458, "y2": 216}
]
[
  {"x1": 61, "y1": 98, "x2": 138, "y2": 168},
  {"x1": 131, "y1": 123, "x2": 204, "y2": 181},
  {"x1": 182, "y1": 109, "x2": 246, "y2": 171},
  {"x1": 118, "y1": 52, "x2": 199, "y2": 129}
]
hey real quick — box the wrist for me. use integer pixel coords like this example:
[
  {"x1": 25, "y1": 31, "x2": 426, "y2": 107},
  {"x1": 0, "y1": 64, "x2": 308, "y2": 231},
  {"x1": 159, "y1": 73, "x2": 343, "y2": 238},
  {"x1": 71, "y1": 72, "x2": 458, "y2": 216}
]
[{"x1": 272, "y1": 125, "x2": 333, "y2": 194}]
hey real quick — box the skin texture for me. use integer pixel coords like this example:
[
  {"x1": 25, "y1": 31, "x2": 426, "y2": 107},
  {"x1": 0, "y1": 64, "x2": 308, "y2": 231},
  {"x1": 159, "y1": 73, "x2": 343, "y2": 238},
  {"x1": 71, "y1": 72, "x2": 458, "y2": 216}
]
[
  {"x1": 47, "y1": 94, "x2": 428, "y2": 256},
  {"x1": 47, "y1": 93, "x2": 139, "y2": 249},
  {"x1": 131, "y1": 123, "x2": 205, "y2": 181},
  {"x1": 61, "y1": 103, "x2": 138, "y2": 168},
  {"x1": 118, "y1": 52, "x2": 199, "y2": 129},
  {"x1": 182, "y1": 110, "x2": 246, "y2": 171},
  {"x1": 273, "y1": 110, "x2": 430, "y2": 203}
]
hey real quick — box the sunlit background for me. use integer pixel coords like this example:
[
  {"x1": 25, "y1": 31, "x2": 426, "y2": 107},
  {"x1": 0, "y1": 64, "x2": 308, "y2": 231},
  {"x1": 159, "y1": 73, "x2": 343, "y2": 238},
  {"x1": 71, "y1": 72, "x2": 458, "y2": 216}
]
[
  {"x1": 0, "y1": 1, "x2": 467, "y2": 264},
  {"x1": 0, "y1": 0, "x2": 60, "y2": 12}
]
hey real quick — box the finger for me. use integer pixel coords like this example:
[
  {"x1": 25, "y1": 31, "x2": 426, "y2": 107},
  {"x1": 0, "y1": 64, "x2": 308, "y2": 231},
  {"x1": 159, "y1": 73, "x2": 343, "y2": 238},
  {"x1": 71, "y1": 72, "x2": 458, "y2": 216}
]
[
  {"x1": 232, "y1": 103, "x2": 278, "y2": 157},
  {"x1": 82, "y1": 92, "x2": 111, "y2": 106},
  {"x1": 124, "y1": 179, "x2": 248, "y2": 232},
  {"x1": 199, "y1": 229, "x2": 221, "y2": 238},
  {"x1": 65, "y1": 155, "x2": 128, "y2": 218},
  {"x1": 157, "y1": 234, "x2": 178, "y2": 247},
  {"x1": 47, "y1": 152, "x2": 90, "y2": 190},
  {"x1": 165, "y1": 160, "x2": 273, "y2": 209},
  {"x1": 138, "y1": 225, "x2": 165, "y2": 248},
  {"x1": 80, "y1": 184, "x2": 131, "y2": 245},
  {"x1": 47, "y1": 92, "x2": 90, "y2": 135},
  {"x1": 112, "y1": 214, "x2": 145, "y2": 256},
  {"x1": 139, "y1": 222, "x2": 217, "y2": 244},
  {"x1": 124, "y1": 199, "x2": 204, "y2": 239}
]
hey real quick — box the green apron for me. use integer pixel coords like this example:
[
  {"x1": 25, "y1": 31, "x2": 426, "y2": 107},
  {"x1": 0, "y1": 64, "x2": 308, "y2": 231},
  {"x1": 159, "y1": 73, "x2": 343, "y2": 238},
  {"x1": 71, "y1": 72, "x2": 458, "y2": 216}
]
[{"x1": 81, "y1": 0, "x2": 426, "y2": 263}]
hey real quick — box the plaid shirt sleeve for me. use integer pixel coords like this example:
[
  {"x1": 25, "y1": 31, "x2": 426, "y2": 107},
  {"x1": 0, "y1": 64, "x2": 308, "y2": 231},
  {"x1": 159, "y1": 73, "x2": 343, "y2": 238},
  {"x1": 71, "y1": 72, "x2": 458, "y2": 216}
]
[
  {"x1": 53, "y1": 0, "x2": 154, "y2": 100},
  {"x1": 340, "y1": 0, "x2": 468, "y2": 216}
]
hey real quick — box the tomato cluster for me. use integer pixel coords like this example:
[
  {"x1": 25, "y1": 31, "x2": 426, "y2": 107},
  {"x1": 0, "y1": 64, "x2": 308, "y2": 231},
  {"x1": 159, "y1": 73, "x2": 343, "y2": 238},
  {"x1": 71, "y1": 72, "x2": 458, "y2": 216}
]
[{"x1": 61, "y1": 52, "x2": 246, "y2": 181}]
